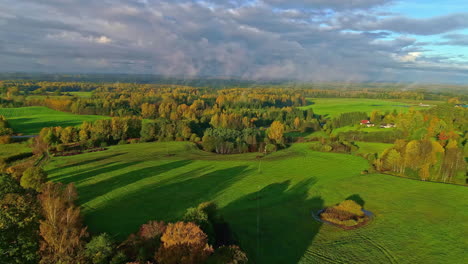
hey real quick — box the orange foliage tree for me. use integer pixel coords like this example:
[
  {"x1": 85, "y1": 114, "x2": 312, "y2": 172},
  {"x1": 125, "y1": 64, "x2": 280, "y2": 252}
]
[
  {"x1": 38, "y1": 182, "x2": 88, "y2": 264},
  {"x1": 156, "y1": 222, "x2": 213, "y2": 264}
]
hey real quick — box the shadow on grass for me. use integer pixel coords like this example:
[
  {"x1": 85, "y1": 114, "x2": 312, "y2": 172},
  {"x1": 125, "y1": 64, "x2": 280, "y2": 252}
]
[
  {"x1": 221, "y1": 179, "x2": 324, "y2": 264},
  {"x1": 78, "y1": 160, "x2": 193, "y2": 204},
  {"x1": 82, "y1": 165, "x2": 252, "y2": 239},
  {"x1": 47, "y1": 152, "x2": 127, "y2": 175},
  {"x1": 10, "y1": 118, "x2": 84, "y2": 135},
  {"x1": 50, "y1": 160, "x2": 137, "y2": 184},
  {"x1": 346, "y1": 194, "x2": 365, "y2": 207}
]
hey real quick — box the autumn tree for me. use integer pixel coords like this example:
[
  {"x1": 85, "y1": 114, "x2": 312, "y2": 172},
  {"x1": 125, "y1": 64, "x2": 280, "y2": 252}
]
[
  {"x1": 38, "y1": 182, "x2": 88, "y2": 264},
  {"x1": 156, "y1": 222, "x2": 213, "y2": 264},
  {"x1": 121, "y1": 221, "x2": 166, "y2": 262},
  {"x1": 441, "y1": 140, "x2": 465, "y2": 182},
  {"x1": 267, "y1": 121, "x2": 285, "y2": 145}
]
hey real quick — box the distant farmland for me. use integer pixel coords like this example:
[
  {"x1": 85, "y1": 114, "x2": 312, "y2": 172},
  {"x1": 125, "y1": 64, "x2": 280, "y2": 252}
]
[
  {"x1": 301, "y1": 98, "x2": 434, "y2": 117},
  {"x1": 0, "y1": 106, "x2": 108, "y2": 135}
]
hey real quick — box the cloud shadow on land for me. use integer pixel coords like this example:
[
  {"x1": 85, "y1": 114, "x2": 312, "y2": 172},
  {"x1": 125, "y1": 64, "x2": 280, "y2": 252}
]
[
  {"x1": 82, "y1": 165, "x2": 252, "y2": 239},
  {"x1": 220, "y1": 178, "x2": 324, "y2": 264}
]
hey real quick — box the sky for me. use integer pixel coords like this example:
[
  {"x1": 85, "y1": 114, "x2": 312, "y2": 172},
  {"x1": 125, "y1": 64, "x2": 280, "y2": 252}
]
[{"x1": 1, "y1": 0, "x2": 468, "y2": 83}]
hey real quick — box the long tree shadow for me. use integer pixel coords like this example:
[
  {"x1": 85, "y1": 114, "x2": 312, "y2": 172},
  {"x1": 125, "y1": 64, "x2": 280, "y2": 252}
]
[
  {"x1": 47, "y1": 152, "x2": 127, "y2": 175},
  {"x1": 78, "y1": 160, "x2": 193, "y2": 204},
  {"x1": 83, "y1": 165, "x2": 252, "y2": 239},
  {"x1": 51, "y1": 160, "x2": 141, "y2": 185},
  {"x1": 220, "y1": 179, "x2": 324, "y2": 264}
]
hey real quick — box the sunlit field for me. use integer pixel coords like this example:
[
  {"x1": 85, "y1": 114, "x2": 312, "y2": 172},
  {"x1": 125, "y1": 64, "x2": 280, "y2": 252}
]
[
  {"x1": 301, "y1": 98, "x2": 434, "y2": 118},
  {"x1": 46, "y1": 142, "x2": 467, "y2": 264},
  {"x1": 0, "y1": 106, "x2": 108, "y2": 135}
]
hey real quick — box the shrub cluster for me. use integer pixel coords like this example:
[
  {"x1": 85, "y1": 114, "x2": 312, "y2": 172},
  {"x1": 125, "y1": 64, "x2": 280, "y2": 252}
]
[{"x1": 320, "y1": 200, "x2": 368, "y2": 228}]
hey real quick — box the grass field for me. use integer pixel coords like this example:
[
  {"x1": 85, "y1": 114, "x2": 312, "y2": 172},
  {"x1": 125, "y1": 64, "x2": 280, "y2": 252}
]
[
  {"x1": 0, "y1": 106, "x2": 108, "y2": 135},
  {"x1": 45, "y1": 142, "x2": 467, "y2": 264},
  {"x1": 301, "y1": 98, "x2": 434, "y2": 118},
  {"x1": 331, "y1": 125, "x2": 397, "y2": 135},
  {"x1": 68, "y1": 91, "x2": 93, "y2": 98},
  {"x1": 354, "y1": 142, "x2": 392, "y2": 155},
  {"x1": 0, "y1": 143, "x2": 31, "y2": 158}
]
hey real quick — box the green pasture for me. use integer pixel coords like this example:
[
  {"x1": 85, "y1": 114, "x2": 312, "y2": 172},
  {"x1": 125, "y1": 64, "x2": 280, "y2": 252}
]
[
  {"x1": 0, "y1": 143, "x2": 31, "y2": 158},
  {"x1": 68, "y1": 91, "x2": 93, "y2": 98},
  {"x1": 354, "y1": 142, "x2": 392, "y2": 155},
  {"x1": 46, "y1": 142, "x2": 467, "y2": 264},
  {"x1": 0, "y1": 106, "x2": 108, "y2": 135},
  {"x1": 331, "y1": 125, "x2": 397, "y2": 135},
  {"x1": 301, "y1": 98, "x2": 433, "y2": 118},
  {"x1": 25, "y1": 91, "x2": 93, "y2": 99}
]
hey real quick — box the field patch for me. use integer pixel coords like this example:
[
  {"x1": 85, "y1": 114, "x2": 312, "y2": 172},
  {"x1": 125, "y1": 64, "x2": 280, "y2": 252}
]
[
  {"x1": 301, "y1": 98, "x2": 434, "y2": 117},
  {"x1": 0, "y1": 143, "x2": 31, "y2": 158},
  {"x1": 0, "y1": 106, "x2": 108, "y2": 135},
  {"x1": 355, "y1": 142, "x2": 392, "y2": 155},
  {"x1": 46, "y1": 142, "x2": 467, "y2": 264}
]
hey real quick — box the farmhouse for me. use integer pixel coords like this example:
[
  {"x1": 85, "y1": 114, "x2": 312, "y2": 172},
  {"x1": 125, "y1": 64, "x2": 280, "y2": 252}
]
[{"x1": 360, "y1": 120, "x2": 375, "y2": 127}]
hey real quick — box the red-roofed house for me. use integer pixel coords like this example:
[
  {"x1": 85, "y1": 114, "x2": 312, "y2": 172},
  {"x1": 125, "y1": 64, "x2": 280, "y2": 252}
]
[{"x1": 360, "y1": 120, "x2": 375, "y2": 127}]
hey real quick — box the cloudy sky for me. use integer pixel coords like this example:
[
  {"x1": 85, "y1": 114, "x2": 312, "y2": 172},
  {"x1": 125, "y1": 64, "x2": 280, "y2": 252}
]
[{"x1": 1, "y1": 0, "x2": 468, "y2": 83}]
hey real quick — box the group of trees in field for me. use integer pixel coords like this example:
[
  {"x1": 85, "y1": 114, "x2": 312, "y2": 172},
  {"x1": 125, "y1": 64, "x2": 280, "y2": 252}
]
[
  {"x1": 376, "y1": 139, "x2": 465, "y2": 182},
  {"x1": 0, "y1": 115, "x2": 13, "y2": 143},
  {"x1": 370, "y1": 105, "x2": 467, "y2": 183},
  {"x1": 36, "y1": 117, "x2": 142, "y2": 150},
  {"x1": 0, "y1": 115, "x2": 12, "y2": 135}
]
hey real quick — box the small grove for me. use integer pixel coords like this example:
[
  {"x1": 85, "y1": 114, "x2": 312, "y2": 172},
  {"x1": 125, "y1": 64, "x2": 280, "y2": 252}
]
[{"x1": 33, "y1": 116, "x2": 300, "y2": 156}]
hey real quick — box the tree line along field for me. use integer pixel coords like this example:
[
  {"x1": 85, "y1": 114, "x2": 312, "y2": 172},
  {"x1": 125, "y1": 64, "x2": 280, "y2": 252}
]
[
  {"x1": 0, "y1": 106, "x2": 108, "y2": 135},
  {"x1": 301, "y1": 98, "x2": 437, "y2": 117},
  {"x1": 45, "y1": 141, "x2": 468, "y2": 264}
]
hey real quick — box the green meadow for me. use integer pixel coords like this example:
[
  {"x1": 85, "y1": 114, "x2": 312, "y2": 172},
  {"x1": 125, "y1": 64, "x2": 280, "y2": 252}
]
[
  {"x1": 354, "y1": 142, "x2": 393, "y2": 155},
  {"x1": 68, "y1": 91, "x2": 93, "y2": 98},
  {"x1": 0, "y1": 106, "x2": 108, "y2": 135},
  {"x1": 46, "y1": 142, "x2": 467, "y2": 264},
  {"x1": 301, "y1": 98, "x2": 433, "y2": 118},
  {"x1": 0, "y1": 142, "x2": 31, "y2": 158}
]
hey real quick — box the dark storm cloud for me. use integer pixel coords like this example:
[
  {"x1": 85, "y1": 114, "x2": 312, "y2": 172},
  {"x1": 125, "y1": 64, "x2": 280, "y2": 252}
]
[{"x1": 0, "y1": 0, "x2": 467, "y2": 82}]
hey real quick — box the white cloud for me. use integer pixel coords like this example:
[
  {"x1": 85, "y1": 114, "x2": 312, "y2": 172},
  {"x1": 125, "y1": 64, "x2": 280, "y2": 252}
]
[
  {"x1": 0, "y1": 0, "x2": 467, "y2": 83},
  {"x1": 395, "y1": 52, "x2": 422, "y2": 62},
  {"x1": 95, "y1": 36, "x2": 112, "y2": 44}
]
